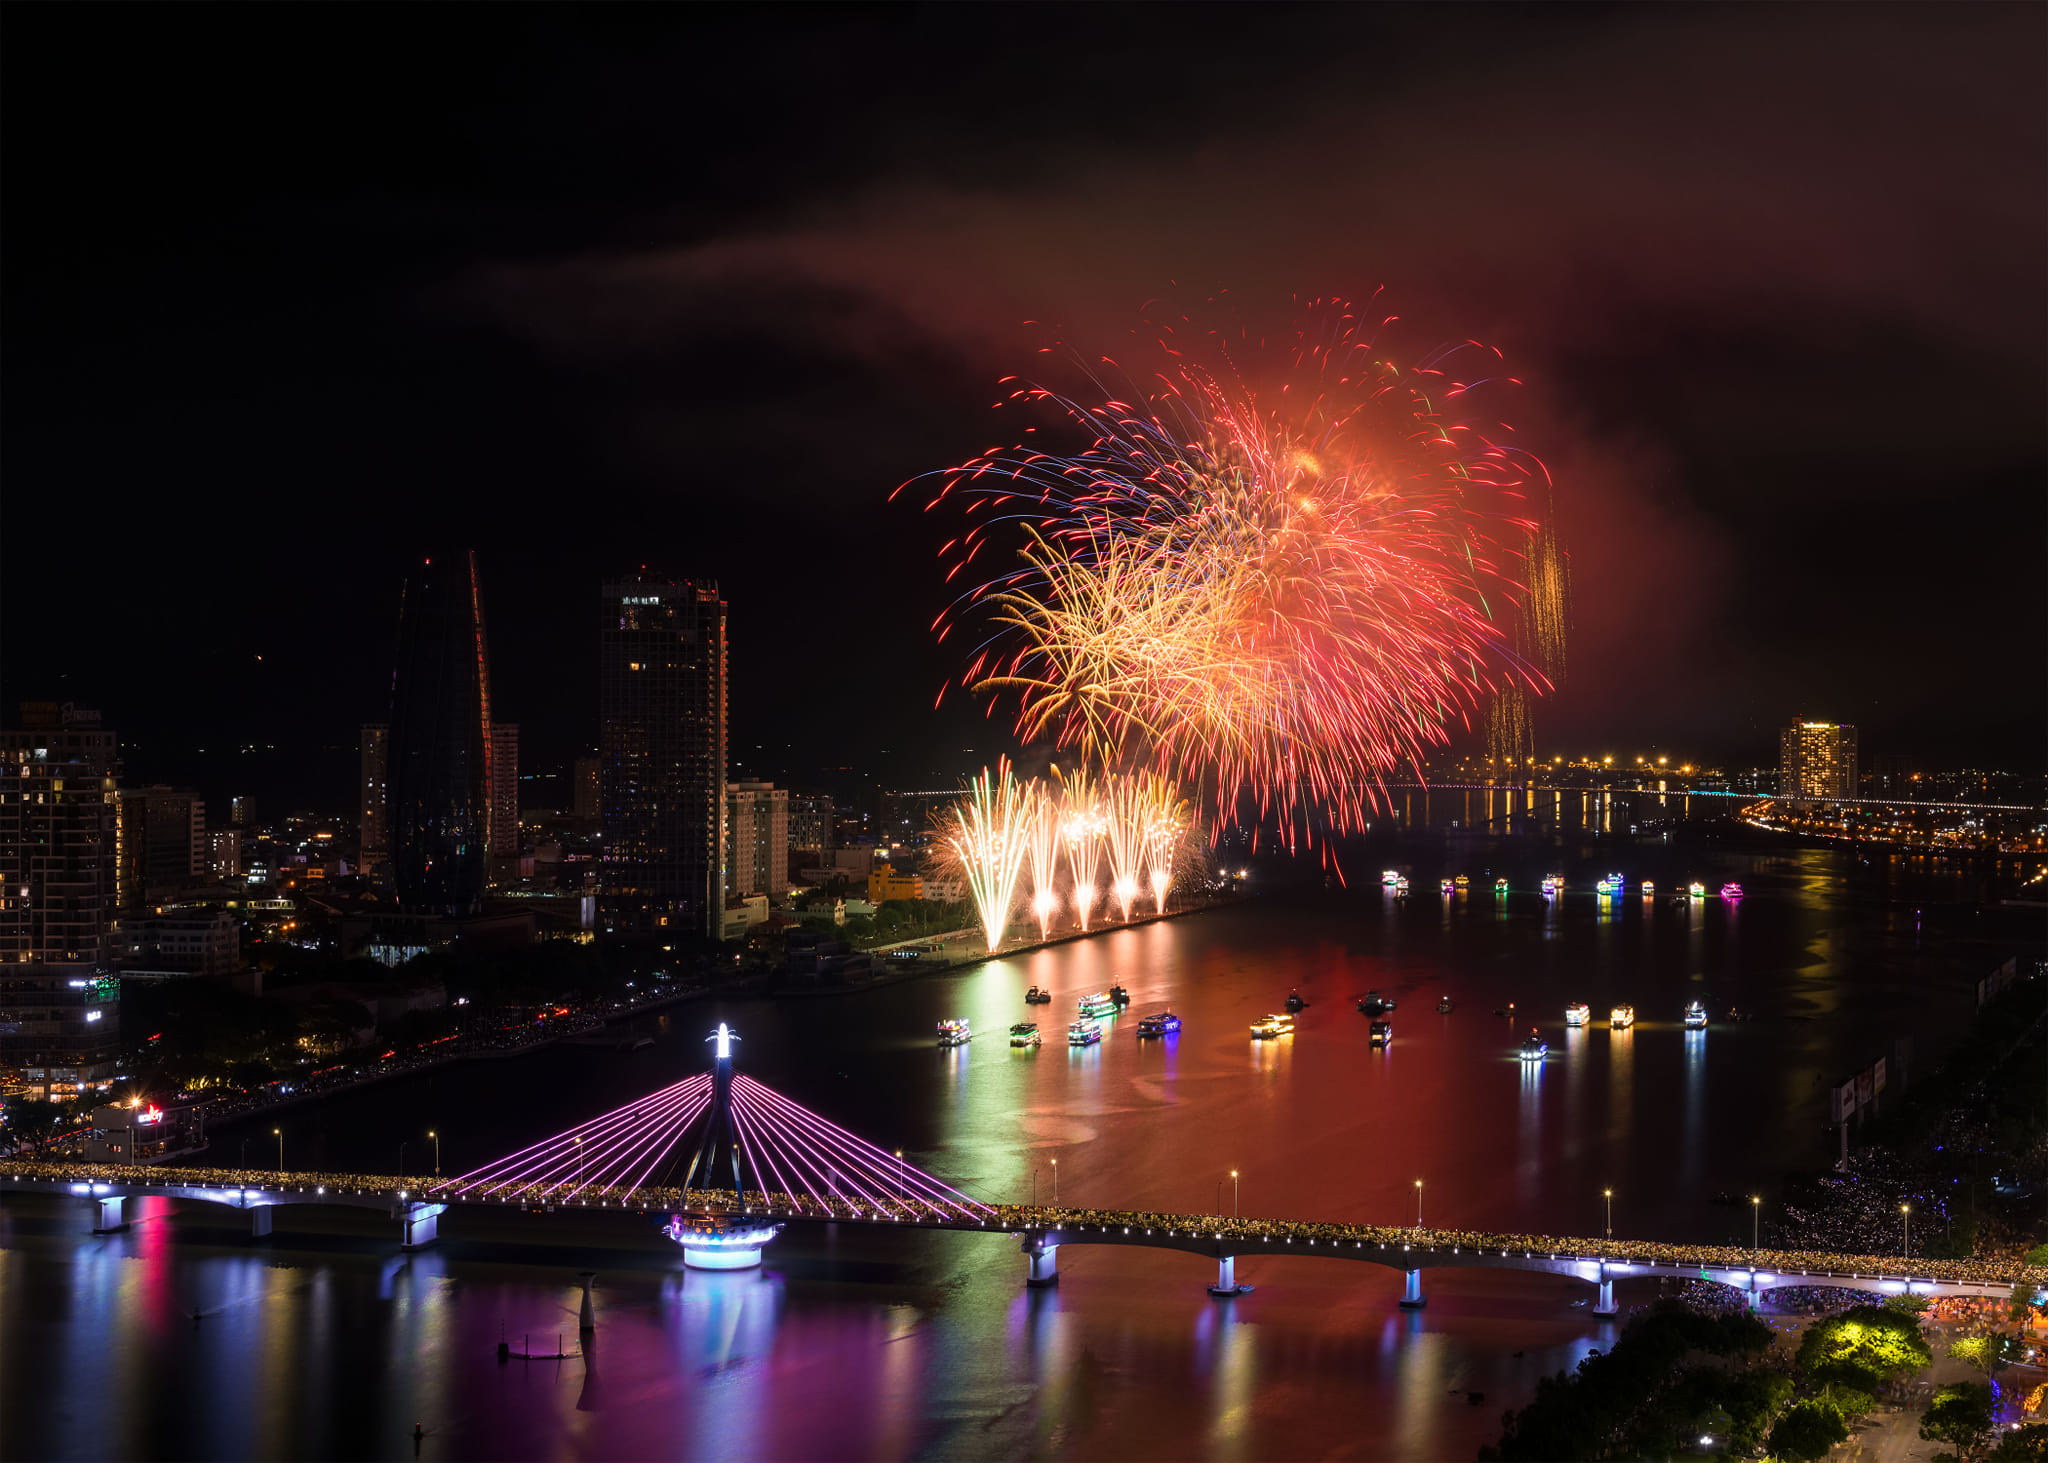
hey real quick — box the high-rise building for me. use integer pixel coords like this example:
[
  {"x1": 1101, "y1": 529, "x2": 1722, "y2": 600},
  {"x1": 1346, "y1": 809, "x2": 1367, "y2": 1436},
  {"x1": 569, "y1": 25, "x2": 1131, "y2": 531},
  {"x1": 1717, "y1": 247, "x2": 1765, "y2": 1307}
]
[
  {"x1": 489, "y1": 722, "x2": 520, "y2": 876},
  {"x1": 727, "y1": 781, "x2": 788, "y2": 897},
  {"x1": 229, "y1": 795, "x2": 250, "y2": 827},
  {"x1": 572, "y1": 756, "x2": 602, "y2": 822},
  {"x1": 208, "y1": 827, "x2": 242, "y2": 880},
  {"x1": 0, "y1": 704, "x2": 123, "y2": 1097},
  {"x1": 115, "y1": 786, "x2": 205, "y2": 912},
  {"x1": 1779, "y1": 720, "x2": 1859, "y2": 800},
  {"x1": 387, "y1": 552, "x2": 494, "y2": 915},
  {"x1": 359, "y1": 723, "x2": 390, "y2": 876},
  {"x1": 788, "y1": 792, "x2": 834, "y2": 857},
  {"x1": 599, "y1": 576, "x2": 727, "y2": 937}
]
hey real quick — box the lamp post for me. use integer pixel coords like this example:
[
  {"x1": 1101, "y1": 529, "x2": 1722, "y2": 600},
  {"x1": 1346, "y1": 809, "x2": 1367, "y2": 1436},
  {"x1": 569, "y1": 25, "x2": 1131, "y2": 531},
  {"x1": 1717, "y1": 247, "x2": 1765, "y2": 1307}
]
[
  {"x1": 576, "y1": 1136, "x2": 585, "y2": 1190},
  {"x1": 1051, "y1": 1158, "x2": 1058, "y2": 1206},
  {"x1": 1604, "y1": 1188, "x2": 1613, "y2": 1240},
  {"x1": 273, "y1": 1128, "x2": 283, "y2": 1172},
  {"x1": 1750, "y1": 1195, "x2": 1760, "y2": 1252},
  {"x1": 428, "y1": 1130, "x2": 440, "y2": 1178},
  {"x1": 1414, "y1": 1178, "x2": 1424, "y2": 1229},
  {"x1": 1900, "y1": 1203, "x2": 1910, "y2": 1259},
  {"x1": 894, "y1": 1150, "x2": 904, "y2": 1206},
  {"x1": 1231, "y1": 1169, "x2": 1239, "y2": 1221}
]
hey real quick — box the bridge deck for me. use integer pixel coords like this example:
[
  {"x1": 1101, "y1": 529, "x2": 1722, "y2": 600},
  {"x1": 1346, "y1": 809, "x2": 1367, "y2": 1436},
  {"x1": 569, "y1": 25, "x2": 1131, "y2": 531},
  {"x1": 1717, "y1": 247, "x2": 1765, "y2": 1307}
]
[{"x1": 5, "y1": 1160, "x2": 2039, "y2": 1297}]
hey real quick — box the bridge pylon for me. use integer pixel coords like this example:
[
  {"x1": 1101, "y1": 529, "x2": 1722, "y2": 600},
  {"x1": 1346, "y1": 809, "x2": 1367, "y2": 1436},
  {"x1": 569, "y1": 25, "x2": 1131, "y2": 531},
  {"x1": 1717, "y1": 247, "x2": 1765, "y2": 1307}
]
[{"x1": 664, "y1": 1023, "x2": 783, "y2": 1271}]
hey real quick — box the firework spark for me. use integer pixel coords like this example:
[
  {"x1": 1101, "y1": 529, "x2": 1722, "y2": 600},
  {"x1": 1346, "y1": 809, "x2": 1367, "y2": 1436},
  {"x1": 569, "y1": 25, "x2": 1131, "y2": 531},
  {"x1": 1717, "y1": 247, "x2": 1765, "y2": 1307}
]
[
  {"x1": 946, "y1": 758, "x2": 1031, "y2": 953},
  {"x1": 908, "y1": 297, "x2": 1562, "y2": 848}
]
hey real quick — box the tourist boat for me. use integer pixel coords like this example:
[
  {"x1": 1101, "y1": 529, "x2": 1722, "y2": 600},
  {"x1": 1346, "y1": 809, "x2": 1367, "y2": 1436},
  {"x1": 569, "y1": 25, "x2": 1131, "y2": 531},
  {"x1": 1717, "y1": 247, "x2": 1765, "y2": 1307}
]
[
  {"x1": 1454, "y1": 874, "x2": 1470, "y2": 888},
  {"x1": 937, "y1": 1019, "x2": 972, "y2": 1047},
  {"x1": 1688, "y1": 881, "x2": 1706, "y2": 899},
  {"x1": 1250, "y1": 1012, "x2": 1294, "y2": 1040},
  {"x1": 1595, "y1": 877, "x2": 1615, "y2": 895},
  {"x1": 1565, "y1": 1002, "x2": 1591, "y2": 1027},
  {"x1": 1358, "y1": 990, "x2": 1386, "y2": 1014},
  {"x1": 1110, "y1": 984, "x2": 1131, "y2": 1006},
  {"x1": 1381, "y1": 869, "x2": 1402, "y2": 886},
  {"x1": 1284, "y1": 989, "x2": 1308, "y2": 1012},
  {"x1": 1136, "y1": 1011, "x2": 1182, "y2": 1038},
  {"x1": 1393, "y1": 876, "x2": 1411, "y2": 893},
  {"x1": 1609, "y1": 1004, "x2": 1635, "y2": 1029},
  {"x1": 1009, "y1": 1022, "x2": 1042, "y2": 1047},
  {"x1": 1720, "y1": 882, "x2": 1744, "y2": 900},
  {"x1": 1494, "y1": 877, "x2": 1509, "y2": 893},
  {"x1": 1077, "y1": 991, "x2": 1119, "y2": 1018},
  {"x1": 1541, "y1": 874, "x2": 1565, "y2": 896},
  {"x1": 1025, "y1": 986, "x2": 1052, "y2": 1004},
  {"x1": 1369, "y1": 1018, "x2": 1393, "y2": 1047},
  {"x1": 1437, "y1": 995, "x2": 1454, "y2": 1014},
  {"x1": 1520, "y1": 1029, "x2": 1549, "y2": 1061},
  {"x1": 1683, "y1": 1000, "x2": 1708, "y2": 1030},
  {"x1": 1067, "y1": 1019, "x2": 1102, "y2": 1046},
  {"x1": 1640, "y1": 881, "x2": 1655, "y2": 896},
  {"x1": 1440, "y1": 879, "x2": 1455, "y2": 895}
]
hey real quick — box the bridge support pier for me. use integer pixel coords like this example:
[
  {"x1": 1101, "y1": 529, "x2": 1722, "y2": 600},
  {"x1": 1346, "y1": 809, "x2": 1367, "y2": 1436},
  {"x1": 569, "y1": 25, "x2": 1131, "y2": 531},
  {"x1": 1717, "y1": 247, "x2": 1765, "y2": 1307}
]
[
  {"x1": 92, "y1": 1194, "x2": 127, "y2": 1233},
  {"x1": 1024, "y1": 1239, "x2": 1059, "y2": 1288},
  {"x1": 1207, "y1": 1254, "x2": 1253, "y2": 1297},
  {"x1": 400, "y1": 1203, "x2": 445, "y2": 1250},
  {"x1": 249, "y1": 1206, "x2": 273, "y2": 1239},
  {"x1": 579, "y1": 1272, "x2": 597, "y2": 1332},
  {"x1": 1398, "y1": 1268, "x2": 1426, "y2": 1309},
  {"x1": 1593, "y1": 1276, "x2": 1617, "y2": 1316}
]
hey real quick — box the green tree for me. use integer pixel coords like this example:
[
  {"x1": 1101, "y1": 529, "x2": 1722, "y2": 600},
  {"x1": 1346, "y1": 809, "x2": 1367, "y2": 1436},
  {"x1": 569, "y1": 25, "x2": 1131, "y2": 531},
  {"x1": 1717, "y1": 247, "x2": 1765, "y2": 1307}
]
[
  {"x1": 4, "y1": 1097, "x2": 65, "y2": 1150},
  {"x1": 1920, "y1": 1382, "x2": 1995, "y2": 1463},
  {"x1": 1949, "y1": 1335, "x2": 2015, "y2": 1378},
  {"x1": 1768, "y1": 1400, "x2": 1850, "y2": 1462},
  {"x1": 1796, "y1": 1304, "x2": 1932, "y2": 1387},
  {"x1": 1986, "y1": 1423, "x2": 2048, "y2": 1462},
  {"x1": 2022, "y1": 1243, "x2": 2048, "y2": 1267}
]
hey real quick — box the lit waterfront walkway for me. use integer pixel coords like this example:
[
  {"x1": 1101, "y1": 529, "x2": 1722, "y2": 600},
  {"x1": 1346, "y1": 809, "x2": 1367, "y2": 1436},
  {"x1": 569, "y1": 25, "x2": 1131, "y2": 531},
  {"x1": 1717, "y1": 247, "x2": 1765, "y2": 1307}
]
[{"x1": 7, "y1": 1160, "x2": 2040, "y2": 1297}]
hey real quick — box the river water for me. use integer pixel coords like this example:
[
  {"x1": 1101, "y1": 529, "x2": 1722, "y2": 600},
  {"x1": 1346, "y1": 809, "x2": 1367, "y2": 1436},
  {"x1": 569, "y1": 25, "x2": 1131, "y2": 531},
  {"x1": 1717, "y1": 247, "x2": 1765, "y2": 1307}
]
[{"x1": 4, "y1": 835, "x2": 2031, "y2": 1460}]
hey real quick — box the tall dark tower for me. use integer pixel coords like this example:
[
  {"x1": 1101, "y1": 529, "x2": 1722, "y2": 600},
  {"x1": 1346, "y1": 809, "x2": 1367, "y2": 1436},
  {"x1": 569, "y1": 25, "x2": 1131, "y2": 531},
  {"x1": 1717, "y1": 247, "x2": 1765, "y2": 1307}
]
[
  {"x1": 387, "y1": 552, "x2": 494, "y2": 915},
  {"x1": 599, "y1": 575, "x2": 727, "y2": 938},
  {"x1": 680, "y1": 1022, "x2": 747, "y2": 1201}
]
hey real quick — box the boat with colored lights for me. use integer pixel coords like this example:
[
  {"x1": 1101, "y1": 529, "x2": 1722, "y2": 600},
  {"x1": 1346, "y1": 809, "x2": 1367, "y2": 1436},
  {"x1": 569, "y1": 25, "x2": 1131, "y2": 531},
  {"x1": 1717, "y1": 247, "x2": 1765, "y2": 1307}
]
[
  {"x1": 1565, "y1": 1002, "x2": 1591, "y2": 1027},
  {"x1": 1541, "y1": 874, "x2": 1564, "y2": 895},
  {"x1": 1609, "y1": 1004, "x2": 1635, "y2": 1029},
  {"x1": 1688, "y1": 881, "x2": 1706, "y2": 898},
  {"x1": 1076, "y1": 991, "x2": 1119, "y2": 1018},
  {"x1": 1067, "y1": 1019, "x2": 1102, "y2": 1046},
  {"x1": 1720, "y1": 882, "x2": 1744, "y2": 900},
  {"x1": 1009, "y1": 1022, "x2": 1042, "y2": 1047},
  {"x1": 1640, "y1": 881, "x2": 1655, "y2": 896},
  {"x1": 1250, "y1": 1013, "x2": 1294, "y2": 1040},
  {"x1": 1381, "y1": 869, "x2": 1402, "y2": 886},
  {"x1": 1683, "y1": 1000, "x2": 1708, "y2": 1030},
  {"x1": 1440, "y1": 878, "x2": 1455, "y2": 895},
  {"x1": 1454, "y1": 874, "x2": 1470, "y2": 888},
  {"x1": 1520, "y1": 1029, "x2": 1549, "y2": 1061},
  {"x1": 1135, "y1": 1011, "x2": 1182, "y2": 1038},
  {"x1": 936, "y1": 1019, "x2": 971, "y2": 1047},
  {"x1": 1393, "y1": 875, "x2": 1410, "y2": 892},
  {"x1": 1494, "y1": 877, "x2": 1509, "y2": 893},
  {"x1": 1369, "y1": 1018, "x2": 1393, "y2": 1047}
]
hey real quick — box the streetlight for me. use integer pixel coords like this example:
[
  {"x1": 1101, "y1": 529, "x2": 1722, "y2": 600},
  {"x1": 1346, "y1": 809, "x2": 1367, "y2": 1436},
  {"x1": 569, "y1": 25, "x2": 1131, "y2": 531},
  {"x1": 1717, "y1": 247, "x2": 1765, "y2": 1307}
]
[
  {"x1": 1231, "y1": 1169, "x2": 1239, "y2": 1221},
  {"x1": 1604, "y1": 1188, "x2": 1613, "y2": 1240},
  {"x1": 1414, "y1": 1179, "x2": 1424, "y2": 1229},
  {"x1": 428, "y1": 1130, "x2": 440, "y2": 1177},
  {"x1": 1751, "y1": 1196, "x2": 1760, "y2": 1252},
  {"x1": 576, "y1": 1135, "x2": 585, "y2": 1189},
  {"x1": 1051, "y1": 1157, "x2": 1058, "y2": 1206},
  {"x1": 894, "y1": 1150, "x2": 904, "y2": 1206},
  {"x1": 273, "y1": 1127, "x2": 283, "y2": 1172},
  {"x1": 1900, "y1": 1203, "x2": 1911, "y2": 1258}
]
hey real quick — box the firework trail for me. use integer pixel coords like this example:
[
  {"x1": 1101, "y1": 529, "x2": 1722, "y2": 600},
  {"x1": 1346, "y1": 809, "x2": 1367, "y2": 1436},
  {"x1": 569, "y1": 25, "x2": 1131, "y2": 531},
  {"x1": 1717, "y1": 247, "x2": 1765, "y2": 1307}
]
[
  {"x1": 904, "y1": 296, "x2": 1562, "y2": 849},
  {"x1": 1055, "y1": 766, "x2": 1107, "y2": 931},
  {"x1": 1023, "y1": 780, "x2": 1063, "y2": 941},
  {"x1": 946, "y1": 758, "x2": 1031, "y2": 953}
]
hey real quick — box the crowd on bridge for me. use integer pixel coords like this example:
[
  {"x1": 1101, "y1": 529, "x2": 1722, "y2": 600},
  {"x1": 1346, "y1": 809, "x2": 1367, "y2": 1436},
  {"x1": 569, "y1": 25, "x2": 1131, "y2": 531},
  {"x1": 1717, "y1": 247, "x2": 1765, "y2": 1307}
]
[{"x1": 6, "y1": 1160, "x2": 2045, "y2": 1293}]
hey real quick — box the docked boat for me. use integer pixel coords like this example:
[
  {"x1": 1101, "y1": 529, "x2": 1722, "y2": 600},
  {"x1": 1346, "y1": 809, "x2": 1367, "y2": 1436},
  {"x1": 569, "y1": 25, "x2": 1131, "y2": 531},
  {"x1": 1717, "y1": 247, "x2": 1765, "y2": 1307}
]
[
  {"x1": 1609, "y1": 1004, "x2": 1635, "y2": 1029},
  {"x1": 1009, "y1": 1021, "x2": 1042, "y2": 1047},
  {"x1": 1494, "y1": 877, "x2": 1510, "y2": 893},
  {"x1": 1720, "y1": 882, "x2": 1744, "y2": 900},
  {"x1": 937, "y1": 1019, "x2": 972, "y2": 1047},
  {"x1": 1250, "y1": 1012, "x2": 1294, "y2": 1040},
  {"x1": 1688, "y1": 881, "x2": 1706, "y2": 899},
  {"x1": 1025, "y1": 986, "x2": 1052, "y2": 1004},
  {"x1": 1067, "y1": 1019, "x2": 1102, "y2": 1047},
  {"x1": 1520, "y1": 1029, "x2": 1549, "y2": 1062},
  {"x1": 1369, "y1": 1018, "x2": 1393, "y2": 1047},
  {"x1": 1439, "y1": 879, "x2": 1456, "y2": 895},
  {"x1": 1437, "y1": 995, "x2": 1454, "y2": 1014},
  {"x1": 1077, "y1": 991, "x2": 1119, "y2": 1018},
  {"x1": 1683, "y1": 1000, "x2": 1708, "y2": 1030},
  {"x1": 1565, "y1": 1002, "x2": 1591, "y2": 1027},
  {"x1": 1284, "y1": 989, "x2": 1308, "y2": 1012},
  {"x1": 1136, "y1": 1010, "x2": 1182, "y2": 1038}
]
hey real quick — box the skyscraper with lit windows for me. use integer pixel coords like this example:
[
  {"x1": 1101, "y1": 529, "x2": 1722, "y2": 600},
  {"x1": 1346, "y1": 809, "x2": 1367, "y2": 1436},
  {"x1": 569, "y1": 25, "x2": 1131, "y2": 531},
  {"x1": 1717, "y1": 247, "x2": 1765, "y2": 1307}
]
[
  {"x1": 599, "y1": 576, "x2": 727, "y2": 938},
  {"x1": 1779, "y1": 720, "x2": 1858, "y2": 800}
]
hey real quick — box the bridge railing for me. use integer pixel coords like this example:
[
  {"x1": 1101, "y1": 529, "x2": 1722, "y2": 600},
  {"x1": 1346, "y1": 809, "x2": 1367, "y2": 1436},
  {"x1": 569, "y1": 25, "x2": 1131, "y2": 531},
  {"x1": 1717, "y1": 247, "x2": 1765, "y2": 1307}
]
[{"x1": 7, "y1": 1161, "x2": 2043, "y2": 1291}]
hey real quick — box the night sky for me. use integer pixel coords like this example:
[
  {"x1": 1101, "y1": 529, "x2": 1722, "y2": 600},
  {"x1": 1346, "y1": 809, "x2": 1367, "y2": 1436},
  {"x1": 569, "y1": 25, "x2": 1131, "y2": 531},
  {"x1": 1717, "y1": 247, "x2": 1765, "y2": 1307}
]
[{"x1": 6, "y1": 5, "x2": 2042, "y2": 816}]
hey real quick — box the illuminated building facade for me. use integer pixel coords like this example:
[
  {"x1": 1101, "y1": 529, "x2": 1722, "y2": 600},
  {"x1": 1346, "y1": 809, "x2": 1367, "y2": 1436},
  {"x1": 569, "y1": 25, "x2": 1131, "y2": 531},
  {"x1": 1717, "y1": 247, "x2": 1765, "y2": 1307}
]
[
  {"x1": 0, "y1": 704, "x2": 123, "y2": 1096},
  {"x1": 358, "y1": 722, "x2": 389, "y2": 877},
  {"x1": 599, "y1": 576, "x2": 727, "y2": 938},
  {"x1": 726, "y1": 781, "x2": 788, "y2": 897},
  {"x1": 387, "y1": 552, "x2": 494, "y2": 915},
  {"x1": 1779, "y1": 720, "x2": 1859, "y2": 800}
]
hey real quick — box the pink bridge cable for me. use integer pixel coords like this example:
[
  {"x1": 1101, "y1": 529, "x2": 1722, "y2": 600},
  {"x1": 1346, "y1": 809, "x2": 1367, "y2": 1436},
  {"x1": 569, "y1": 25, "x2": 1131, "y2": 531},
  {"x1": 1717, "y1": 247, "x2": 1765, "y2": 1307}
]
[
  {"x1": 441, "y1": 1072, "x2": 712, "y2": 1199},
  {"x1": 730, "y1": 1083, "x2": 889, "y2": 1214},
  {"x1": 732, "y1": 1075, "x2": 993, "y2": 1217}
]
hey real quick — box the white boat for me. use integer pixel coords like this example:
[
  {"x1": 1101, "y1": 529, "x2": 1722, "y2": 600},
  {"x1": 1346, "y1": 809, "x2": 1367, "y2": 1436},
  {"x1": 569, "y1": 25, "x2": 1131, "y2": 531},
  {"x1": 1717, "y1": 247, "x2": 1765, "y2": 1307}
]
[
  {"x1": 1640, "y1": 881, "x2": 1656, "y2": 896},
  {"x1": 937, "y1": 1019, "x2": 971, "y2": 1047},
  {"x1": 1565, "y1": 1002, "x2": 1591, "y2": 1027},
  {"x1": 1520, "y1": 1030, "x2": 1549, "y2": 1061},
  {"x1": 1609, "y1": 1004, "x2": 1635, "y2": 1030},
  {"x1": 1067, "y1": 1019, "x2": 1102, "y2": 1047},
  {"x1": 1683, "y1": 1001, "x2": 1708, "y2": 1030},
  {"x1": 1381, "y1": 869, "x2": 1401, "y2": 886},
  {"x1": 1250, "y1": 1012, "x2": 1294, "y2": 1040}
]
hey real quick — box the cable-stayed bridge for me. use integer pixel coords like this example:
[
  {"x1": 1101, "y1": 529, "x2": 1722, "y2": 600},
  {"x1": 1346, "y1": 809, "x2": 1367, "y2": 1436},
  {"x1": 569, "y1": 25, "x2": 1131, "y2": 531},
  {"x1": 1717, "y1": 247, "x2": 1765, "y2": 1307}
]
[{"x1": 4, "y1": 1024, "x2": 2039, "y2": 1310}]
